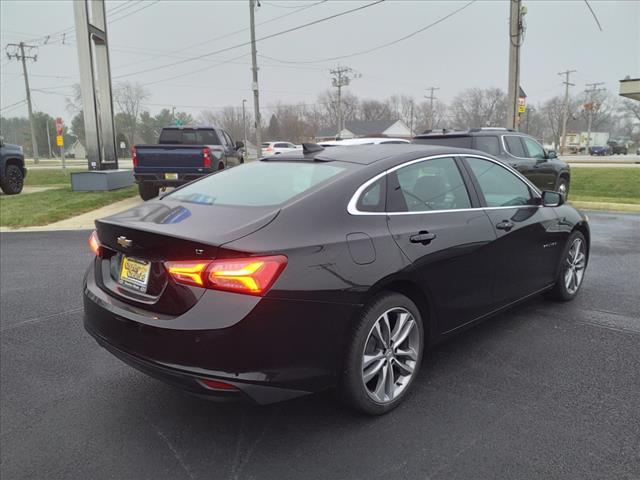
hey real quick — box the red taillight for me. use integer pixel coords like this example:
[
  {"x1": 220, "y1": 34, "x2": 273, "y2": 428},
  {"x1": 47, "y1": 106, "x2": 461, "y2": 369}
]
[
  {"x1": 88, "y1": 230, "x2": 101, "y2": 257},
  {"x1": 164, "y1": 255, "x2": 287, "y2": 295},
  {"x1": 203, "y1": 147, "x2": 211, "y2": 168},
  {"x1": 164, "y1": 261, "x2": 209, "y2": 287},
  {"x1": 131, "y1": 146, "x2": 138, "y2": 167},
  {"x1": 198, "y1": 378, "x2": 238, "y2": 391},
  {"x1": 266, "y1": 146, "x2": 273, "y2": 152}
]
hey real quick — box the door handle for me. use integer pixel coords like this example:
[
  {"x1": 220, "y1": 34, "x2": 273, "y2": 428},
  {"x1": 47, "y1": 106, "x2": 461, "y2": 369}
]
[
  {"x1": 495, "y1": 220, "x2": 514, "y2": 231},
  {"x1": 409, "y1": 231, "x2": 436, "y2": 245}
]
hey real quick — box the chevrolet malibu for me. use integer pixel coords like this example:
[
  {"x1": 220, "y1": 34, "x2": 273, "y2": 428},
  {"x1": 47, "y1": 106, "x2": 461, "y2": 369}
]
[{"x1": 83, "y1": 144, "x2": 590, "y2": 415}]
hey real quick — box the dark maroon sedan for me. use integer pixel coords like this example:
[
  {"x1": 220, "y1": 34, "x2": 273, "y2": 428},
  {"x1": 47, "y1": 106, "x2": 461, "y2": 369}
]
[{"x1": 83, "y1": 144, "x2": 589, "y2": 414}]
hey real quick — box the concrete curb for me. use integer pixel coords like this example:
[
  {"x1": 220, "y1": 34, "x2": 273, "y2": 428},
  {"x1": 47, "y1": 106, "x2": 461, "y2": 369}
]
[{"x1": 569, "y1": 201, "x2": 640, "y2": 213}]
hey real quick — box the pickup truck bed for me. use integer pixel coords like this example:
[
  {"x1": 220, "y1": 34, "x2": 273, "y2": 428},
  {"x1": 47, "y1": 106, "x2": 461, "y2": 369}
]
[{"x1": 132, "y1": 126, "x2": 244, "y2": 200}]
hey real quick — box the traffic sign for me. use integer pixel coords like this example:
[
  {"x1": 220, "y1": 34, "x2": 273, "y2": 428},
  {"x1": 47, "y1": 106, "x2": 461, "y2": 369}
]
[
  {"x1": 55, "y1": 117, "x2": 63, "y2": 136},
  {"x1": 518, "y1": 97, "x2": 526, "y2": 114},
  {"x1": 56, "y1": 135, "x2": 64, "y2": 147}
]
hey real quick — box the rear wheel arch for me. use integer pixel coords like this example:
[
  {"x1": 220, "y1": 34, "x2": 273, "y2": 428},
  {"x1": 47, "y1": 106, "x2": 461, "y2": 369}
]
[
  {"x1": 4, "y1": 157, "x2": 24, "y2": 175},
  {"x1": 364, "y1": 279, "x2": 435, "y2": 343}
]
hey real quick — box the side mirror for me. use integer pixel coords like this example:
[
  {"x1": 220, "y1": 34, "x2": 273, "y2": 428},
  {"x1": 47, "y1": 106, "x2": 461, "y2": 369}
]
[
  {"x1": 542, "y1": 190, "x2": 564, "y2": 207},
  {"x1": 235, "y1": 141, "x2": 244, "y2": 149},
  {"x1": 546, "y1": 150, "x2": 557, "y2": 159}
]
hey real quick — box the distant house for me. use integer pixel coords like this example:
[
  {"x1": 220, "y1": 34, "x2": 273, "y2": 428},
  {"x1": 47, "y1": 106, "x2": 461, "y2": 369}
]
[
  {"x1": 66, "y1": 140, "x2": 86, "y2": 159},
  {"x1": 315, "y1": 119, "x2": 412, "y2": 141}
]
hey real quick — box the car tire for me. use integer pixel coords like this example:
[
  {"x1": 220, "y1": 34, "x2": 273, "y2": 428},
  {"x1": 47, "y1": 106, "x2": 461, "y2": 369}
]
[
  {"x1": 138, "y1": 183, "x2": 160, "y2": 201},
  {"x1": 549, "y1": 231, "x2": 588, "y2": 302},
  {"x1": 218, "y1": 162, "x2": 225, "y2": 171},
  {"x1": 0, "y1": 164, "x2": 24, "y2": 195},
  {"x1": 340, "y1": 292, "x2": 424, "y2": 415},
  {"x1": 556, "y1": 177, "x2": 569, "y2": 199}
]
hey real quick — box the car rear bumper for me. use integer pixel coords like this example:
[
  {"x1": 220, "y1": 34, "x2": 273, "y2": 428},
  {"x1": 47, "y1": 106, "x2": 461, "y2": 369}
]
[
  {"x1": 83, "y1": 263, "x2": 358, "y2": 404},
  {"x1": 134, "y1": 173, "x2": 210, "y2": 186}
]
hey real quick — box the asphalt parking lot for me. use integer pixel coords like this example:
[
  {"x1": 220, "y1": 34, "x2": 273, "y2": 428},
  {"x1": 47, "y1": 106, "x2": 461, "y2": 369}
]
[{"x1": 1, "y1": 211, "x2": 639, "y2": 480}]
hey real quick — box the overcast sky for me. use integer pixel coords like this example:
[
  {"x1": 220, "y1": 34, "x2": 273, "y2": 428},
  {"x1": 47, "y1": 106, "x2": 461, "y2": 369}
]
[{"x1": 1, "y1": 0, "x2": 638, "y2": 124}]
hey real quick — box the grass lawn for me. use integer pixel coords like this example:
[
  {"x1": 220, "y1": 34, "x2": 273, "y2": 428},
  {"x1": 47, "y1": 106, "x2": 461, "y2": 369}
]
[
  {"x1": 0, "y1": 186, "x2": 137, "y2": 228},
  {"x1": 570, "y1": 168, "x2": 640, "y2": 204},
  {"x1": 24, "y1": 168, "x2": 86, "y2": 186}
]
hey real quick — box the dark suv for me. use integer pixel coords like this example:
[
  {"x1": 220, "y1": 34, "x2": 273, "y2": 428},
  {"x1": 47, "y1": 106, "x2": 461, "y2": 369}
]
[
  {"x1": 413, "y1": 128, "x2": 571, "y2": 197},
  {"x1": 0, "y1": 136, "x2": 26, "y2": 195}
]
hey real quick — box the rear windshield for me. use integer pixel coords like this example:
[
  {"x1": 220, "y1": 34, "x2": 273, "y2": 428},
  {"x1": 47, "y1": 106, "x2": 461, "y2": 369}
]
[
  {"x1": 166, "y1": 161, "x2": 345, "y2": 207},
  {"x1": 413, "y1": 136, "x2": 472, "y2": 148},
  {"x1": 159, "y1": 129, "x2": 221, "y2": 145}
]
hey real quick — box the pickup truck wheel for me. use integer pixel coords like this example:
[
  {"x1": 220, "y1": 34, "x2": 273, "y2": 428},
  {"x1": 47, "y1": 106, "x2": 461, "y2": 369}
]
[
  {"x1": 138, "y1": 183, "x2": 160, "y2": 201},
  {"x1": 0, "y1": 164, "x2": 24, "y2": 195},
  {"x1": 218, "y1": 162, "x2": 225, "y2": 171}
]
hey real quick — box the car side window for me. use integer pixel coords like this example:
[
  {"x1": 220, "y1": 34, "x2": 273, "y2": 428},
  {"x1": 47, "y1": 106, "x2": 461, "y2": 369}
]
[
  {"x1": 504, "y1": 136, "x2": 526, "y2": 157},
  {"x1": 473, "y1": 136, "x2": 500, "y2": 156},
  {"x1": 275, "y1": 143, "x2": 289, "y2": 148},
  {"x1": 522, "y1": 137, "x2": 545, "y2": 160},
  {"x1": 388, "y1": 157, "x2": 471, "y2": 212},
  {"x1": 466, "y1": 157, "x2": 532, "y2": 207},
  {"x1": 356, "y1": 177, "x2": 386, "y2": 212}
]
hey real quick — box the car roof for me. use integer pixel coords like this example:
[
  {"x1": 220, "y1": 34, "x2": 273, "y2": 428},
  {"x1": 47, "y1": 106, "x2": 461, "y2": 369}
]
[
  {"x1": 415, "y1": 127, "x2": 517, "y2": 138},
  {"x1": 319, "y1": 137, "x2": 410, "y2": 146},
  {"x1": 268, "y1": 144, "x2": 480, "y2": 165}
]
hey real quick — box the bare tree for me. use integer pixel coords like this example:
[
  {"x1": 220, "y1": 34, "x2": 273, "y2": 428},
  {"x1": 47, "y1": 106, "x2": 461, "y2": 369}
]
[
  {"x1": 359, "y1": 99, "x2": 393, "y2": 122},
  {"x1": 199, "y1": 107, "x2": 244, "y2": 141},
  {"x1": 449, "y1": 87, "x2": 507, "y2": 129},
  {"x1": 414, "y1": 100, "x2": 447, "y2": 133},
  {"x1": 113, "y1": 81, "x2": 149, "y2": 146},
  {"x1": 317, "y1": 89, "x2": 359, "y2": 129}
]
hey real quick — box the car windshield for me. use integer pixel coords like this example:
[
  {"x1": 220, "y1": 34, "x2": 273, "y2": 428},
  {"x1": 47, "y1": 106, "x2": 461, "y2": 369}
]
[{"x1": 166, "y1": 161, "x2": 345, "y2": 207}]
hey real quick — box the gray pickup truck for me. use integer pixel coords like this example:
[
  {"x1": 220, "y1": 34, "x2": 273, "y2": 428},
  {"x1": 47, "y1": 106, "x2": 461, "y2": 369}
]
[
  {"x1": 0, "y1": 137, "x2": 26, "y2": 195},
  {"x1": 132, "y1": 126, "x2": 244, "y2": 200}
]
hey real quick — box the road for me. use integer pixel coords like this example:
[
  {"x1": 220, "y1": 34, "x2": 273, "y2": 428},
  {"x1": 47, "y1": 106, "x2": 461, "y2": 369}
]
[{"x1": 1, "y1": 212, "x2": 639, "y2": 480}]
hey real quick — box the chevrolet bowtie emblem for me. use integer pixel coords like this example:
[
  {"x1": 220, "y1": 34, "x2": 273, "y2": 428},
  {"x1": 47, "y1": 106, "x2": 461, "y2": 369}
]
[{"x1": 117, "y1": 236, "x2": 132, "y2": 248}]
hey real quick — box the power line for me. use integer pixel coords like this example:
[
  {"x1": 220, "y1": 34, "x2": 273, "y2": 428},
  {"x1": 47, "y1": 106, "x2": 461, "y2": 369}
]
[
  {"x1": 583, "y1": 1, "x2": 603, "y2": 31},
  {"x1": 0, "y1": 99, "x2": 27, "y2": 112},
  {"x1": 260, "y1": 0, "x2": 476, "y2": 64},
  {"x1": 112, "y1": 0, "x2": 327, "y2": 71},
  {"x1": 113, "y1": 0, "x2": 385, "y2": 79}
]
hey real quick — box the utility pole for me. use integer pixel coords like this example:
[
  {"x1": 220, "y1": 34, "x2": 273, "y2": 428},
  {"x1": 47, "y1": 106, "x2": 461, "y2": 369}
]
[
  {"x1": 6, "y1": 42, "x2": 40, "y2": 163},
  {"x1": 249, "y1": 0, "x2": 262, "y2": 157},
  {"x1": 330, "y1": 65, "x2": 360, "y2": 138},
  {"x1": 507, "y1": 0, "x2": 525, "y2": 131},
  {"x1": 558, "y1": 69, "x2": 577, "y2": 154},
  {"x1": 46, "y1": 119, "x2": 53, "y2": 158},
  {"x1": 424, "y1": 86, "x2": 440, "y2": 130},
  {"x1": 584, "y1": 82, "x2": 605, "y2": 149},
  {"x1": 242, "y1": 99, "x2": 248, "y2": 159}
]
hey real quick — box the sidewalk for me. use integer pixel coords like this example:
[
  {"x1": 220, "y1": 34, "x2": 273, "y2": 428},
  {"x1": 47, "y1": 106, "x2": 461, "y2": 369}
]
[{"x1": 0, "y1": 196, "x2": 142, "y2": 232}]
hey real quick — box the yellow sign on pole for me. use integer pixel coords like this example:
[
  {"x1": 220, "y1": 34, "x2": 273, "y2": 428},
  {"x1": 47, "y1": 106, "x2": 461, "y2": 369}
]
[
  {"x1": 518, "y1": 97, "x2": 526, "y2": 114},
  {"x1": 56, "y1": 135, "x2": 64, "y2": 147}
]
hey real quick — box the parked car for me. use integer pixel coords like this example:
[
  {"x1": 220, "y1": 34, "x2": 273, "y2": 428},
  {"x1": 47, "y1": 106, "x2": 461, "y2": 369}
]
[
  {"x1": 132, "y1": 126, "x2": 244, "y2": 200},
  {"x1": 261, "y1": 141, "x2": 301, "y2": 156},
  {"x1": 83, "y1": 144, "x2": 590, "y2": 415},
  {"x1": 589, "y1": 145, "x2": 611, "y2": 156},
  {"x1": 607, "y1": 141, "x2": 628, "y2": 155},
  {"x1": 413, "y1": 128, "x2": 571, "y2": 197},
  {"x1": 319, "y1": 137, "x2": 411, "y2": 147},
  {"x1": 0, "y1": 137, "x2": 26, "y2": 195}
]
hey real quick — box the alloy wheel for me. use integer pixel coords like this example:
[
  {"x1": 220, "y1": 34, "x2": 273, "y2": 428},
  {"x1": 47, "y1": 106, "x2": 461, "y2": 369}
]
[
  {"x1": 564, "y1": 237, "x2": 586, "y2": 295},
  {"x1": 361, "y1": 307, "x2": 420, "y2": 404}
]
